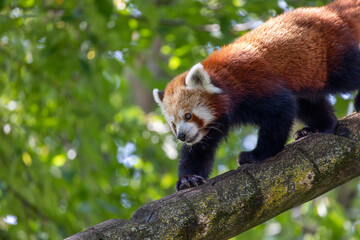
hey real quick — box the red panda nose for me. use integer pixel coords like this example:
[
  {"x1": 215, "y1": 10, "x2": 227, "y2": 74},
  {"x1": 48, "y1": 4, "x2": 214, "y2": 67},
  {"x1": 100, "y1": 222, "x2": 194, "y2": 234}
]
[{"x1": 177, "y1": 133, "x2": 186, "y2": 141}]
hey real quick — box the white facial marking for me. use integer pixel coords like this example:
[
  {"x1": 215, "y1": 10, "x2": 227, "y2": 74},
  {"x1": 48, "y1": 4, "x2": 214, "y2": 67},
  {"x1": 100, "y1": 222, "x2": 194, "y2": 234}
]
[
  {"x1": 178, "y1": 109, "x2": 184, "y2": 118},
  {"x1": 178, "y1": 122, "x2": 198, "y2": 140},
  {"x1": 193, "y1": 104, "x2": 215, "y2": 124},
  {"x1": 189, "y1": 134, "x2": 203, "y2": 146},
  {"x1": 185, "y1": 63, "x2": 222, "y2": 94},
  {"x1": 162, "y1": 109, "x2": 176, "y2": 135},
  {"x1": 179, "y1": 121, "x2": 204, "y2": 146},
  {"x1": 176, "y1": 120, "x2": 185, "y2": 135}
]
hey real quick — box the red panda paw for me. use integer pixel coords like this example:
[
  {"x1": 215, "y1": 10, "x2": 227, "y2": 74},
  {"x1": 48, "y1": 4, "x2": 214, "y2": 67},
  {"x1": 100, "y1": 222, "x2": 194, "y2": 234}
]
[
  {"x1": 293, "y1": 127, "x2": 319, "y2": 141},
  {"x1": 237, "y1": 151, "x2": 259, "y2": 166},
  {"x1": 175, "y1": 175, "x2": 207, "y2": 192}
]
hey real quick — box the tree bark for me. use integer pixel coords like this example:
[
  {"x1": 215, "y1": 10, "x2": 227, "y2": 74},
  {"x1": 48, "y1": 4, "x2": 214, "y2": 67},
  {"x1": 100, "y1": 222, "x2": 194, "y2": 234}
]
[{"x1": 66, "y1": 112, "x2": 360, "y2": 240}]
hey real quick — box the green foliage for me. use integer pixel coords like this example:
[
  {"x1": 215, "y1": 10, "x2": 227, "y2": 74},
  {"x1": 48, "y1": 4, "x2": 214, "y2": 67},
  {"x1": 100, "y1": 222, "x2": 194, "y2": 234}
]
[{"x1": 0, "y1": 0, "x2": 359, "y2": 239}]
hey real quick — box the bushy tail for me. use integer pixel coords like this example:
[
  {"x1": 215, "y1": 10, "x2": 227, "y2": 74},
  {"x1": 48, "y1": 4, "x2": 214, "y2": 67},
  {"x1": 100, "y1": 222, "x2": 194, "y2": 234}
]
[
  {"x1": 328, "y1": 1, "x2": 360, "y2": 112},
  {"x1": 355, "y1": 91, "x2": 360, "y2": 112},
  {"x1": 328, "y1": 0, "x2": 360, "y2": 42}
]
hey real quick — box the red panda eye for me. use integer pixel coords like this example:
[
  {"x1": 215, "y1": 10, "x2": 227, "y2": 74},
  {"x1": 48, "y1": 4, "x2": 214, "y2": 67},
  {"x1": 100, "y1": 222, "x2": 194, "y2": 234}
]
[{"x1": 184, "y1": 113, "x2": 192, "y2": 121}]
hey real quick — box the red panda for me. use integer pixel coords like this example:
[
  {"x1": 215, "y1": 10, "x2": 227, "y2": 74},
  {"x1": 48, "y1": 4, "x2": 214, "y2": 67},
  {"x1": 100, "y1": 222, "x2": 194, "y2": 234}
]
[{"x1": 153, "y1": 0, "x2": 360, "y2": 191}]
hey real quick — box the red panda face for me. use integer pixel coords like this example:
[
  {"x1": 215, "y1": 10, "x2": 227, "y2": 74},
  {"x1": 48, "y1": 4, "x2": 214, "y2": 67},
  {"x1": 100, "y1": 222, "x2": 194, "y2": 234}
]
[
  {"x1": 153, "y1": 63, "x2": 222, "y2": 145},
  {"x1": 161, "y1": 88, "x2": 216, "y2": 145}
]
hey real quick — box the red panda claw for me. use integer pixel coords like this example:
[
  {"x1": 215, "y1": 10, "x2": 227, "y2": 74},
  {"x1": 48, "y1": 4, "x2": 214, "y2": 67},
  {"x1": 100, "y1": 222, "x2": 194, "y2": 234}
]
[
  {"x1": 293, "y1": 127, "x2": 319, "y2": 140},
  {"x1": 175, "y1": 175, "x2": 207, "y2": 191}
]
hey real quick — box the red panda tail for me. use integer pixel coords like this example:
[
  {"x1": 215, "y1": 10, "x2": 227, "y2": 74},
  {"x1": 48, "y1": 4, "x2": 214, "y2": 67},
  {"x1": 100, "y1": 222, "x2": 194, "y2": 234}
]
[
  {"x1": 327, "y1": 0, "x2": 360, "y2": 41},
  {"x1": 355, "y1": 91, "x2": 360, "y2": 112}
]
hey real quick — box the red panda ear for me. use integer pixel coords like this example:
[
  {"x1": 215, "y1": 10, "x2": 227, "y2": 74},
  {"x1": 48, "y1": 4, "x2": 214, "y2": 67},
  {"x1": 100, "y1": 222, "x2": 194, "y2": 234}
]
[
  {"x1": 185, "y1": 63, "x2": 222, "y2": 94},
  {"x1": 153, "y1": 89, "x2": 164, "y2": 105}
]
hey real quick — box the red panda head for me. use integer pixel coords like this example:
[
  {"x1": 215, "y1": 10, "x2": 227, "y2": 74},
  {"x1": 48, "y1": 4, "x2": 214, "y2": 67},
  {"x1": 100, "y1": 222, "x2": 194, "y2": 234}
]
[{"x1": 153, "y1": 63, "x2": 223, "y2": 145}]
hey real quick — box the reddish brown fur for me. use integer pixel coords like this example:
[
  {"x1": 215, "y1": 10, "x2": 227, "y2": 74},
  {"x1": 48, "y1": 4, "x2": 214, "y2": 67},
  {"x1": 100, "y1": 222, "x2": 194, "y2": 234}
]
[
  {"x1": 191, "y1": 114, "x2": 205, "y2": 128},
  {"x1": 204, "y1": 1, "x2": 360, "y2": 98},
  {"x1": 164, "y1": 73, "x2": 232, "y2": 116},
  {"x1": 329, "y1": 0, "x2": 360, "y2": 40},
  {"x1": 164, "y1": 0, "x2": 360, "y2": 115}
]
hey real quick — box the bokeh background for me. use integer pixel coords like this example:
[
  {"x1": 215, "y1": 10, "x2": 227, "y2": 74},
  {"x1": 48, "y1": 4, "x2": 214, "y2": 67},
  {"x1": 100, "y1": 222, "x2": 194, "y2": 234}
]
[{"x1": 0, "y1": 0, "x2": 359, "y2": 239}]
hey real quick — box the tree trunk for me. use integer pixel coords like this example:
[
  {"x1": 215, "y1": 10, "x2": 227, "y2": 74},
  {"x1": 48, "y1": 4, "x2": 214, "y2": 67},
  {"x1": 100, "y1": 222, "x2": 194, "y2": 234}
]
[{"x1": 66, "y1": 112, "x2": 360, "y2": 240}]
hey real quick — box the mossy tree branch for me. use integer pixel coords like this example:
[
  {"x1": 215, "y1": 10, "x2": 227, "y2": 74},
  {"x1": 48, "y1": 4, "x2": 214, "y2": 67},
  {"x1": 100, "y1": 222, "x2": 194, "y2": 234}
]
[{"x1": 66, "y1": 113, "x2": 360, "y2": 240}]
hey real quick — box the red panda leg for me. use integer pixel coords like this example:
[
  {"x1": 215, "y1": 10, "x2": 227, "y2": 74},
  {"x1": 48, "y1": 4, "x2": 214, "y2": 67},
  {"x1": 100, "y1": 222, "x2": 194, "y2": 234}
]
[
  {"x1": 176, "y1": 117, "x2": 230, "y2": 191},
  {"x1": 237, "y1": 93, "x2": 297, "y2": 165},
  {"x1": 294, "y1": 97, "x2": 337, "y2": 140},
  {"x1": 355, "y1": 91, "x2": 360, "y2": 112},
  {"x1": 238, "y1": 115, "x2": 294, "y2": 165}
]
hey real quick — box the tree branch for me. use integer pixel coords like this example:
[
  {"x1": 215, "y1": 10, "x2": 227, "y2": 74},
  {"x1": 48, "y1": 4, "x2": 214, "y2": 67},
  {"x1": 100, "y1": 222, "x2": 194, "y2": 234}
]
[{"x1": 66, "y1": 112, "x2": 360, "y2": 240}]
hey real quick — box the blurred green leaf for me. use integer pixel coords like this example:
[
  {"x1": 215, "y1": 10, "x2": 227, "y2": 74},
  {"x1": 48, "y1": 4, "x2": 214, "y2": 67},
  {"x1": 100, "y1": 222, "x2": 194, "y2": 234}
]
[{"x1": 94, "y1": 0, "x2": 113, "y2": 18}]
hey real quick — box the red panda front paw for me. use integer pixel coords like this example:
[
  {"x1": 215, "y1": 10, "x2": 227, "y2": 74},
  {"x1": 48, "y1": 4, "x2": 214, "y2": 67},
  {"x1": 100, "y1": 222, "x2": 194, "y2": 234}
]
[
  {"x1": 175, "y1": 175, "x2": 207, "y2": 192},
  {"x1": 293, "y1": 127, "x2": 319, "y2": 140},
  {"x1": 237, "y1": 151, "x2": 258, "y2": 166}
]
